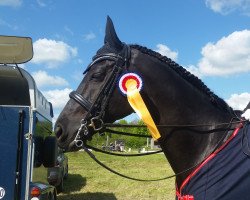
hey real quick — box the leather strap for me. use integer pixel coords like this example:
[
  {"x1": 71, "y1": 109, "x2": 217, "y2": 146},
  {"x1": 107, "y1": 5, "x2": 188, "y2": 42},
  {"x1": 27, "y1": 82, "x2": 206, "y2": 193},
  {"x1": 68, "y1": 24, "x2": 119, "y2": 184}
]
[{"x1": 69, "y1": 91, "x2": 92, "y2": 111}]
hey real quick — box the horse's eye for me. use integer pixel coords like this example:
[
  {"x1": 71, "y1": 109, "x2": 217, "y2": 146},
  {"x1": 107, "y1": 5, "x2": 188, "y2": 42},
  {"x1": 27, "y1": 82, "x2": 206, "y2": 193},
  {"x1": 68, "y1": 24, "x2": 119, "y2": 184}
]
[{"x1": 91, "y1": 71, "x2": 106, "y2": 81}]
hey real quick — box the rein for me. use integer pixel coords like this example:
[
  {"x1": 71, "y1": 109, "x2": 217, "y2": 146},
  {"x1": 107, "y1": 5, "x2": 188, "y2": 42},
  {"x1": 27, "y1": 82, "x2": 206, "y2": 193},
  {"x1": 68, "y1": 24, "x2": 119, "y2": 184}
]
[
  {"x1": 80, "y1": 120, "x2": 244, "y2": 182},
  {"x1": 81, "y1": 143, "x2": 175, "y2": 182},
  {"x1": 103, "y1": 120, "x2": 246, "y2": 136}
]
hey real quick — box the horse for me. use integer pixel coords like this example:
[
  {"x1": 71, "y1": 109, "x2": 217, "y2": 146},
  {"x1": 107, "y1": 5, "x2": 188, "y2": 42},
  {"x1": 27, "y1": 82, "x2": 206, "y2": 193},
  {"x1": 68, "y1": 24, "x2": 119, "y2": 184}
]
[{"x1": 55, "y1": 17, "x2": 250, "y2": 200}]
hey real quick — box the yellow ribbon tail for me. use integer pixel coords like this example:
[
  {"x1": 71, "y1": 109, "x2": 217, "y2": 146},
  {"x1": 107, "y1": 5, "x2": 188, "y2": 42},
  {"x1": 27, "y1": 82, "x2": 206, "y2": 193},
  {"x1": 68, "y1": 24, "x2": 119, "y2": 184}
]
[{"x1": 126, "y1": 82, "x2": 161, "y2": 140}]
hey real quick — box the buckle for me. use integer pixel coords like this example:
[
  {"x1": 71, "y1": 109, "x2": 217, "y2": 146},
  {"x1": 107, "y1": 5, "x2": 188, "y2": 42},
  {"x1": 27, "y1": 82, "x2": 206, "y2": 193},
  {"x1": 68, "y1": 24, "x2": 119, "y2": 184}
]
[{"x1": 89, "y1": 117, "x2": 104, "y2": 131}]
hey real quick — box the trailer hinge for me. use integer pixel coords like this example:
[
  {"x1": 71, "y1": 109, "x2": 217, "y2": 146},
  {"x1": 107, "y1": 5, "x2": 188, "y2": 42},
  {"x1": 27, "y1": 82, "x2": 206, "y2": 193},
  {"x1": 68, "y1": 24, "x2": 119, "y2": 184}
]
[
  {"x1": 15, "y1": 172, "x2": 19, "y2": 184},
  {"x1": 24, "y1": 133, "x2": 32, "y2": 140}
]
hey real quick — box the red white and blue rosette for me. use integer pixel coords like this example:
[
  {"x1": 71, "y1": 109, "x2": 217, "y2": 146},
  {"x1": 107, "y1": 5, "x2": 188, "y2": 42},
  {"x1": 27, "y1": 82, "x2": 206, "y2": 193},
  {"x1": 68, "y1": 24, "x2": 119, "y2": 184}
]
[{"x1": 118, "y1": 73, "x2": 143, "y2": 95}]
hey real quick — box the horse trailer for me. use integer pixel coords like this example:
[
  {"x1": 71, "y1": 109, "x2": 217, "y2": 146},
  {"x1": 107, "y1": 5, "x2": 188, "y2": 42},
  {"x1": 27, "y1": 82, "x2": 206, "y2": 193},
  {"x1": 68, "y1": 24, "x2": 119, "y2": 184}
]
[{"x1": 0, "y1": 36, "x2": 57, "y2": 200}]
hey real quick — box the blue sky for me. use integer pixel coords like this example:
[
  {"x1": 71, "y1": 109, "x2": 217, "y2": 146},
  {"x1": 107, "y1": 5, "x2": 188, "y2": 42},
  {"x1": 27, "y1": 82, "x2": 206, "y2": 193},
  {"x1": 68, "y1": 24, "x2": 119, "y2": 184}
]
[{"x1": 1, "y1": 0, "x2": 250, "y2": 121}]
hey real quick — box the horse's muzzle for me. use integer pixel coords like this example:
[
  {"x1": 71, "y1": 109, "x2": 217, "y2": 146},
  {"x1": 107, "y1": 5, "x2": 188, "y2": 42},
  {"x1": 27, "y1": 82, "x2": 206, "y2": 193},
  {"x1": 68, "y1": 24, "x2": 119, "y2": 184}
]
[{"x1": 54, "y1": 125, "x2": 70, "y2": 149}]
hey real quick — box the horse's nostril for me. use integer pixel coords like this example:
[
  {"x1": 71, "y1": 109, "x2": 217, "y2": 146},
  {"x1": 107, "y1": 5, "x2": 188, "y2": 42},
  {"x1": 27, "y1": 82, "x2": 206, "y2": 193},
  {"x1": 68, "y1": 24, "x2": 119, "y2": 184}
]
[
  {"x1": 55, "y1": 125, "x2": 68, "y2": 143},
  {"x1": 55, "y1": 126, "x2": 63, "y2": 138}
]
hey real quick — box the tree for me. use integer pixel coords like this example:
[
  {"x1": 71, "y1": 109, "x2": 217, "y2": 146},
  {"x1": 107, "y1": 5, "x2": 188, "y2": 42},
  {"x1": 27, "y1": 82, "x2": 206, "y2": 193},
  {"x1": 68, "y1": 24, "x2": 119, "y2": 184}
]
[{"x1": 88, "y1": 119, "x2": 151, "y2": 149}]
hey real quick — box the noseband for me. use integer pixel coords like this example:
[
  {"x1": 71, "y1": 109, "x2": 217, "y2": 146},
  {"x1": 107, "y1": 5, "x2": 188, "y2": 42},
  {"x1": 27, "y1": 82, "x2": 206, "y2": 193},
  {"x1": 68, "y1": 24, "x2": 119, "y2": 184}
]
[{"x1": 69, "y1": 45, "x2": 131, "y2": 147}]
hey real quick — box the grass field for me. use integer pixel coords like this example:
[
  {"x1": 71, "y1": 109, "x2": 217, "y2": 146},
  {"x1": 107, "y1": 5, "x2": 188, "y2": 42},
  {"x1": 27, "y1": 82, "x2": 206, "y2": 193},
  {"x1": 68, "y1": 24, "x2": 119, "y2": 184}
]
[{"x1": 58, "y1": 150, "x2": 175, "y2": 200}]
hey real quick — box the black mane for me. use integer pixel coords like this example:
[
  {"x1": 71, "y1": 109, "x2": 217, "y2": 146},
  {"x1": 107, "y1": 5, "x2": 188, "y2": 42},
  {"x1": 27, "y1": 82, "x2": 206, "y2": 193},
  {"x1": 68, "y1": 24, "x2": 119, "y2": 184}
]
[{"x1": 131, "y1": 44, "x2": 232, "y2": 113}]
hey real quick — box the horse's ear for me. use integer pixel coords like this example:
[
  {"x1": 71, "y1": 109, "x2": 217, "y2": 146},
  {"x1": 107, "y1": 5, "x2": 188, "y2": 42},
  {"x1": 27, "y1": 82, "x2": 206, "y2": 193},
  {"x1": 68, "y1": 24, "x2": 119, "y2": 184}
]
[{"x1": 104, "y1": 16, "x2": 123, "y2": 51}]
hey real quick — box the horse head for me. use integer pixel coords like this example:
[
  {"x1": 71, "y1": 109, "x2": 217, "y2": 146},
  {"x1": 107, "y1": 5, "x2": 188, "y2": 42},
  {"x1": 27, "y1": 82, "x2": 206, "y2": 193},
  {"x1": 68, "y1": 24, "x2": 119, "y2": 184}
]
[{"x1": 55, "y1": 17, "x2": 135, "y2": 151}]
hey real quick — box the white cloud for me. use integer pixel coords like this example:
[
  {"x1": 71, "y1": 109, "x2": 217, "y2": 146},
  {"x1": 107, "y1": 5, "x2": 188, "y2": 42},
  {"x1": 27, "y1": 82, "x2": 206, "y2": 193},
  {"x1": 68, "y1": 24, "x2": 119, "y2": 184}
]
[
  {"x1": 52, "y1": 112, "x2": 60, "y2": 126},
  {"x1": 242, "y1": 109, "x2": 250, "y2": 120},
  {"x1": 32, "y1": 70, "x2": 69, "y2": 88},
  {"x1": 206, "y1": 0, "x2": 250, "y2": 15},
  {"x1": 43, "y1": 88, "x2": 72, "y2": 110},
  {"x1": 83, "y1": 32, "x2": 96, "y2": 40},
  {"x1": 31, "y1": 38, "x2": 77, "y2": 68},
  {"x1": 155, "y1": 44, "x2": 178, "y2": 61},
  {"x1": 226, "y1": 92, "x2": 250, "y2": 110},
  {"x1": 189, "y1": 30, "x2": 250, "y2": 77},
  {"x1": 0, "y1": 0, "x2": 21, "y2": 7},
  {"x1": 185, "y1": 65, "x2": 203, "y2": 78}
]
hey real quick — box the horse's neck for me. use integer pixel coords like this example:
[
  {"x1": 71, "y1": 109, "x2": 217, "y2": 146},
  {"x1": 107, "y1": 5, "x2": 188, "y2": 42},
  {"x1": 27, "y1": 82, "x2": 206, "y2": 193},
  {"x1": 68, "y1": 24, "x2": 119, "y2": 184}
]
[
  {"x1": 153, "y1": 86, "x2": 232, "y2": 186},
  {"x1": 136, "y1": 57, "x2": 234, "y2": 186}
]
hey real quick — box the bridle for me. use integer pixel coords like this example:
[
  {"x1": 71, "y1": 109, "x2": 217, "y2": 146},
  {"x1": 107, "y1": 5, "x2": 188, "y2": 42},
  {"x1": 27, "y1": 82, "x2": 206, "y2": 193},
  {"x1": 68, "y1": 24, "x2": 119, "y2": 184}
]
[{"x1": 69, "y1": 44, "x2": 131, "y2": 148}]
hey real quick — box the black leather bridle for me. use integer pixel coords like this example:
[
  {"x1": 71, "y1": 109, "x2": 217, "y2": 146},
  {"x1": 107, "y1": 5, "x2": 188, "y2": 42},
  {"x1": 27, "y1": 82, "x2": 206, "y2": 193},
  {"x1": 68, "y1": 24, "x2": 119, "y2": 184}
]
[{"x1": 69, "y1": 44, "x2": 131, "y2": 147}]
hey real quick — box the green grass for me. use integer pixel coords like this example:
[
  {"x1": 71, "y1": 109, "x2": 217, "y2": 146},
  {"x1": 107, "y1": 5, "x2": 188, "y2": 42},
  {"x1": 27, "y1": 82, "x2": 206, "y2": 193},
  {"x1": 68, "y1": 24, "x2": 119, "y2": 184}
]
[{"x1": 58, "y1": 150, "x2": 175, "y2": 200}]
